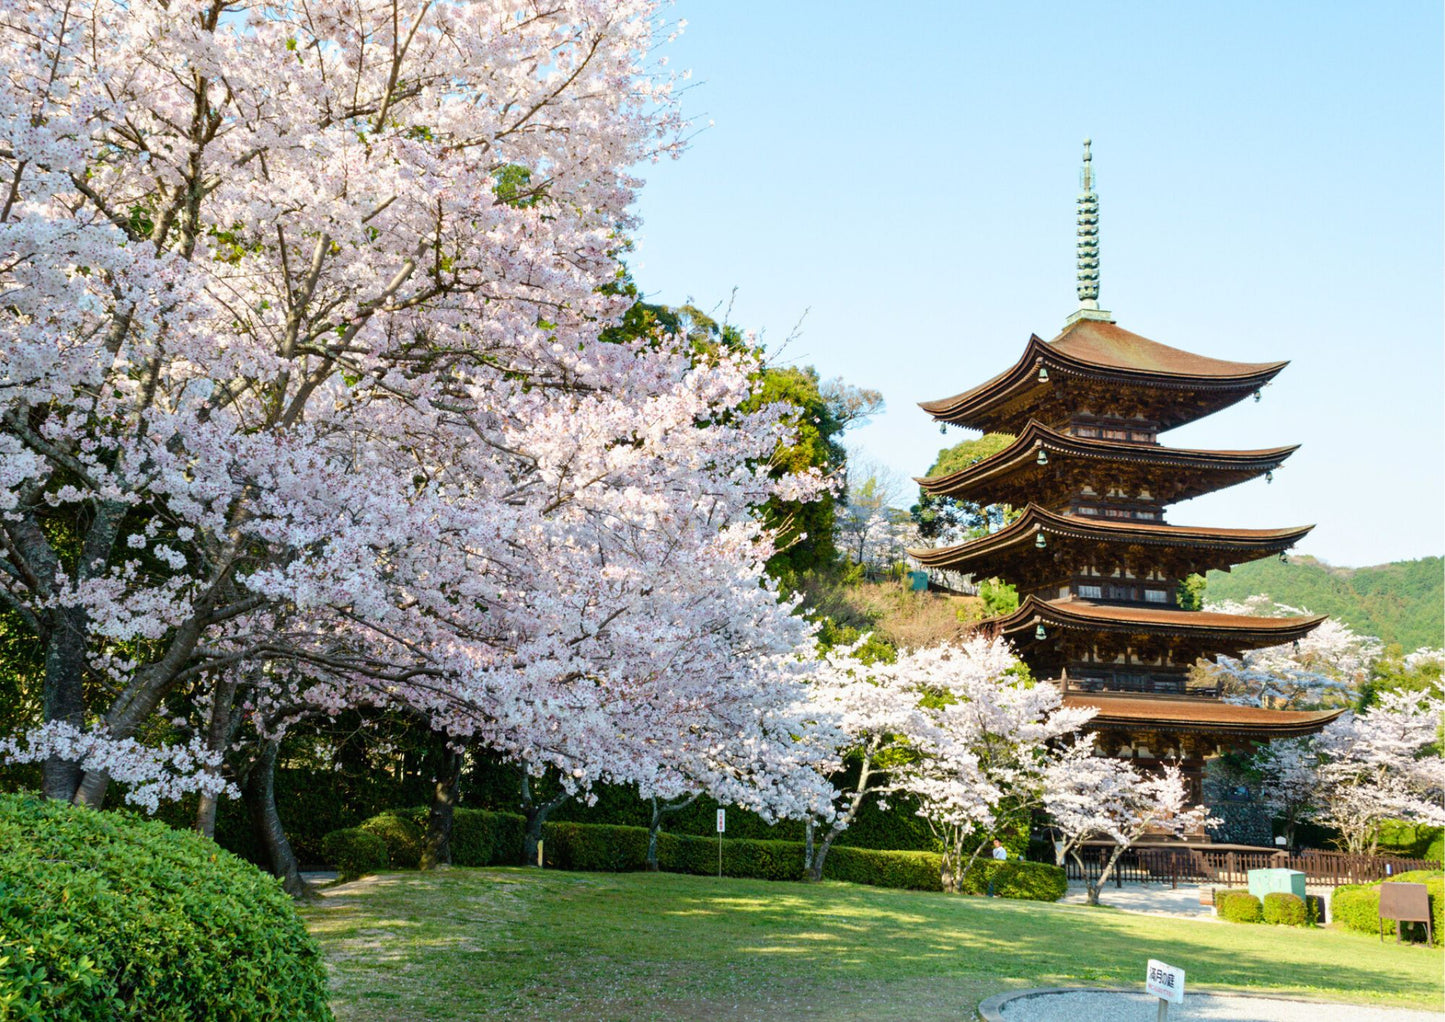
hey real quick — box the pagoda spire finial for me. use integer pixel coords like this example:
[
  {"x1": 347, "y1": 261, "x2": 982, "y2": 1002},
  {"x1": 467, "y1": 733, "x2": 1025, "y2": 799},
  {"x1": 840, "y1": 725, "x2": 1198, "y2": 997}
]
[{"x1": 1065, "y1": 137, "x2": 1115, "y2": 326}]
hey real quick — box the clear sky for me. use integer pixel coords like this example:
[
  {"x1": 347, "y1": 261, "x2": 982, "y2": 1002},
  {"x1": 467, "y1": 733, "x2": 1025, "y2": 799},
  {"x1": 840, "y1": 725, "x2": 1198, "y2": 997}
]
[{"x1": 628, "y1": 1, "x2": 1444, "y2": 568}]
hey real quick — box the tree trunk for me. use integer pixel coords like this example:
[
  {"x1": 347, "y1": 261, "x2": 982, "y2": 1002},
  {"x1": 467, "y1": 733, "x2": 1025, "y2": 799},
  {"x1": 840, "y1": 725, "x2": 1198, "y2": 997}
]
[
  {"x1": 520, "y1": 773, "x2": 568, "y2": 867},
  {"x1": 194, "y1": 676, "x2": 239, "y2": 839},
  {"x1": 646, "y1": 792, "x2": 699, "y2": 872},
  {"x1": 41, "y1": 605, "x2": 87, "y2": 801},
  {"x1": 808, "y1": 755, "x2": 874, "y2": 882},
  {"x1": 804, "y1": 818, "x2": 815, "y2": 876},
  {"x1": 242, "y1": 740, "x2": 314, "y2": 900},
  {"x1": 421, "y1": 744, "x2": 464, "y2": 870}
]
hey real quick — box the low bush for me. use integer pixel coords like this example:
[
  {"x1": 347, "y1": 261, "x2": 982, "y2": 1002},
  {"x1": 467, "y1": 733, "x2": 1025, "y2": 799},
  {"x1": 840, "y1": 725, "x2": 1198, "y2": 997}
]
[
  {"x1": 959, "y1": 859, "x2": 1068, "y2": 902},
  {"x1": 1217, "y1": 890, "x2": 1263, "y2": 923},
  {"x1": 543, "y1": 822, "x2": 652, "y2": 872},
  {"x1": 321, "y1": 828, "x2": 389, "y2": 882},
  {"x1": 1262, "y1": 892, "x2": 1307, "y2": 926},
  {"x1": 1331, "y1": 884, "x2": 1380, "y2": 934},
  {"x1": 658, "y1": 833, "x2": 805, "y2": 881},
  {"x1": 0, "y1": 792, "x2": 332, "y2": 1021},
  {"x1": 451, "y1": 808, "x2": 527, "y2": 866},
  {"x1": 359, "y1": 810, "x2": 425, "y2": 868},
  {"x1": 1332, "y1": 871, "x2": 1443, "y2": 945},
  {"x1": 823, "y1": 846, "x2": 942, "y2": 891}
]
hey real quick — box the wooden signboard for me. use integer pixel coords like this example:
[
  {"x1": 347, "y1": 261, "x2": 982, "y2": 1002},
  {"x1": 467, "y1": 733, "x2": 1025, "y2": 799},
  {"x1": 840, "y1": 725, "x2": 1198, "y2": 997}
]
[{"x1": 1378, "y1": 882, "x2": 1432, "y2": 944}]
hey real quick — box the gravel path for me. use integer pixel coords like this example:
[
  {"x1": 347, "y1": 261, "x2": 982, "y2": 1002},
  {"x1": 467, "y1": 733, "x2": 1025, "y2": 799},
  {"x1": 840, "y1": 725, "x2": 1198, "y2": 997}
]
[{"x1": 993, "y1": 989, "x2": 1443, "y2": 1021}]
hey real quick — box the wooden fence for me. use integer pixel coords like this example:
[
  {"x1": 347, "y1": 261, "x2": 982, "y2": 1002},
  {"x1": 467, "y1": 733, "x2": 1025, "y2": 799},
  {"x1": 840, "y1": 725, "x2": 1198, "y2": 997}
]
[{"x1": 1061, "y1": 845, "x2": 1436, "y2": 888}]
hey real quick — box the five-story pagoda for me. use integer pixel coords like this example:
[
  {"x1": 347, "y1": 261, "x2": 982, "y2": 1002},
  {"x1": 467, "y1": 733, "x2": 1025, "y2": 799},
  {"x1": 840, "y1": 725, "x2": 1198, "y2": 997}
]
[{"x1": 911, "y1": 142, "x2": 1341, "y2": 803}]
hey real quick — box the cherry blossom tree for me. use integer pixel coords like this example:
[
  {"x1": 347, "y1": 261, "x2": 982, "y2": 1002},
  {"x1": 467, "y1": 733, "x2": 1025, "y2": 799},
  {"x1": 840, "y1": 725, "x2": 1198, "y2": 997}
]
[
  {"x1": 1303, "y1": 685, "x2": 1445, "y2": 855},
  {"x1": 1206, "y1": 597, "x2": 1382, "y2": 708},
  {"x1": 888, "y1": 642, "x2": 1094, "y2": 891},
  {"x1": 1044, "y1": 737, "x2": 1211, "y2": 906},
  {"x1": 1253, "y1": 736, "x2": 1323, "y2": 849},
  {"x1": 0, "y1": 0, "x2": 843, "y2": 876}
]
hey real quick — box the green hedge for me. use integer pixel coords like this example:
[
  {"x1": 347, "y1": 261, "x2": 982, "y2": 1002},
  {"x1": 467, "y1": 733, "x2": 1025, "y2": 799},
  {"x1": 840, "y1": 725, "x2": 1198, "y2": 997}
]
[
  {"x1": 1332, "y1": 871, "x2": 1443, "y2": 945},
  {"x1": 0, "y1": 792, "x2": 332, "y2": 1021},
  {"x1": 1262, "y1": 892, "x2": 1307, "y2": 926},
  {"x1": 359, "y1": 811, "x2": 425, "y2": 868},
  {"x1": 327, "y1": 810, "x2": 1065, "y2": 901},
  {"x1": 321, "y1": 828, "x2": 389, "y2": 882},
  {"x1": 1217, "y1": 890, "x2": 1263, "y2": 923},
  {"x1": 351, "y1": 808, "x2": 526, "y2": 868},
  {"x1": 959, "y1": 859, "x2": 1068, "y2": 902},
  {"x1": 824, "y1": 846, "x2": 942, "y2": 891}
]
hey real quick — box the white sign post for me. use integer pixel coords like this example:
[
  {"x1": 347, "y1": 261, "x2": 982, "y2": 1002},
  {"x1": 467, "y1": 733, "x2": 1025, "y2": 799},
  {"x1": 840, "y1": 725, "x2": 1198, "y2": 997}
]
[
  {"x1": 1145, "y1": 959, "x2": 1185, "y2": 1020},
  {"x1": 716, "y1": 809, "x2": 726, "y2": 878}
]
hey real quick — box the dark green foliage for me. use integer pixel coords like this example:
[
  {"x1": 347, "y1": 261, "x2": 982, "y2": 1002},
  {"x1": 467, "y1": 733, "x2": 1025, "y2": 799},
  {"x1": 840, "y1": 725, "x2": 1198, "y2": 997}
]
[
  {"x1": 0, "y1": 792, "x2": 332, "y2": 1021},
  {"x1": 1205, "y1": 555, "x2": 1443, "y2": 651},
  {"x1": 542, "y1": 822, "x2": 652, "y2": 872},
  {"x1": 321, "y1": 828, "x2": 389, "y2": 882},
  {"x1": 1376, "y1": 821, "x2": 1444, "y2": 861},
  {"x1": 823, "y1": 847, "x2": 941, "y2": 890},
  {"x1": 1217, "y1": 890, "x2": 1264, "y2": 923},
  {"x1": 1331, "y1": 884, "x2": 1381, "y2": 935},
  {"x1": 960, "y1": 859, "x2": 1068, "y2": 901},
  {"x1": 330, "y1": 809, "x2": 526, "y2": 870},
  {"x1": 1332, "y1": 872, "x2": 1444, "y2": 944},
  {"x1": 1176, "y1": 573, "x2": 1207, "y2": 611},
  {"x1": 359, "y1": 811, "x2": 425, "y2": 868},
  {"x1": 657, "y1": 834, "x2": 805, "y2": 881},
  {"x1": 910, "y1": 433, "x2": 1017, "y2": 541},
  {"x1": 1262, "y1": 892, "x2": 1307, "y2": 926}
]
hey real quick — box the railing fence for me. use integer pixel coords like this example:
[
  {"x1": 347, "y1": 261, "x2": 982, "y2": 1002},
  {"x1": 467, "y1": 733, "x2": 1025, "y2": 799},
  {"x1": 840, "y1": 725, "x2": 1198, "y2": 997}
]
[{"x1": 1060, "y1": 846, "x2": 1435, "y2": 888}]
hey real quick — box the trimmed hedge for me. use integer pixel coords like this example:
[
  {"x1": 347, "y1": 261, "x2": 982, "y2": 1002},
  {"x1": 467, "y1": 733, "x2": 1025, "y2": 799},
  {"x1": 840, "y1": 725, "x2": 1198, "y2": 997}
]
[
  {"x1": 0, "y1": 792, "x2": 332, "y2": 1021},
  {"x1": 1332, "y1": 871, "x2": 1443, "y2": 945},
  {"x1": 359, "y1": 810, "x2": 426, "y2": 868},
  {"x1": 1262, "y1": 892, "x2": 1307, "y2": 926},
  {"x1": 321, "y1": 828, "x2": 389, "y2": 881},
  {"x1": 960, "y1": 859, "x2": 1068, "y2": 902},
  {"x1": 825, "y1": 846, "x2": 942, "y2": 891},
  {"x1": 1217, "y1": 890, "x2": 1263, "y2": 923},
  {"x1": 326, "y1": 810, "x2": 1066, "y2": 901},
  {"x1": 353, "y1": 808, "x2": 527, "y2": 868}
]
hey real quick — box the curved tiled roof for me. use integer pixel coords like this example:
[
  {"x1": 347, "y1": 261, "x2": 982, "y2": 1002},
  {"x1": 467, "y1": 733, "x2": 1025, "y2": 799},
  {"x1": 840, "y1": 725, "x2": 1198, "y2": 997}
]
[
  {"x1": 916, "y1": 420, "x2": 1298, "y2": 503},
  {"x1": 919, "y1": 321, "x2": 1288, "y2": 431},
  {"x1": 907, "y1": 504, "x2": 1313, "y2": 570},
  {"x1": 991, "y1": 595, "x2": 1326, "y2": 643},
  {"x1": 1063, "y1": 692, "x2": 1343, "y2": 737}
]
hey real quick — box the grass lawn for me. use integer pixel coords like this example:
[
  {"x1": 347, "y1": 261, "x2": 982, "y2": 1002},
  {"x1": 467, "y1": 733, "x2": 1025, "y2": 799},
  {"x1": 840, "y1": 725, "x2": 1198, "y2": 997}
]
[{"x1": 303, "y1": 868, "x2": 1444, "y2": 1021}]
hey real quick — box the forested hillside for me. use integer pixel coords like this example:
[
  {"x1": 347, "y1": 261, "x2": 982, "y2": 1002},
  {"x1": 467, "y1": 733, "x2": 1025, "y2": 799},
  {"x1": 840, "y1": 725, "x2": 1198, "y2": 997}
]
[{"x1": 1205, "y1": 556, "x2": 1443, "y2": 650}]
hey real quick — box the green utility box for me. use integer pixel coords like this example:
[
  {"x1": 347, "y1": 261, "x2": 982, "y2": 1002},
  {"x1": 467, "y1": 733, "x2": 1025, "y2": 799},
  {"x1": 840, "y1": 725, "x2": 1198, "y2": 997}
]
[
  {"x1": 908, "y1": 570, "x2": 929, "y2": 591},
  {"x1": 1247, "y1": 868, "x2": 1306, "y2": 901}
]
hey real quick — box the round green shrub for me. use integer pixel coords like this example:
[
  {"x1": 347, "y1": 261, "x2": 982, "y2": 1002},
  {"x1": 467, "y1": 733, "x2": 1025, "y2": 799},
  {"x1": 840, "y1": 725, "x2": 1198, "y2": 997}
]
[
  {"x1": 321, "y1": 827, "x2": 389, "y2": 881},
  {"x1": 1262, "y1": 891, "x2": 1307, "y2": 926},
  {"x1": 359, "y1": 810, "x2": 425, "y2": 868},
  {"x1": 0, "y1": 791, "x2": 332, "y2": 1021},
  {"x1": 1217, "y1": 890, "x2": 1263, "y2": 923}
]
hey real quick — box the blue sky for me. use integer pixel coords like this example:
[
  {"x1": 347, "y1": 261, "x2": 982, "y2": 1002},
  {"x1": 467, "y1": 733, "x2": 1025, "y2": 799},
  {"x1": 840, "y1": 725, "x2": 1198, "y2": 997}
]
[{"x1": 630, "y1": 1, "x2": 1443, "y2": 567}]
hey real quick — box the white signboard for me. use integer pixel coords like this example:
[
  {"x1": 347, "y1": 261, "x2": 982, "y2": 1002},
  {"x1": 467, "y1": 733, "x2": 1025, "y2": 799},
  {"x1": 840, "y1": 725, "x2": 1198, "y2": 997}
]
[
  {"x1": 1146, "y1": 959, "x2": 1185, "y2": 1005},
  {"x1": 716, "y1": 808, "x2": 726, "y2": 833}
]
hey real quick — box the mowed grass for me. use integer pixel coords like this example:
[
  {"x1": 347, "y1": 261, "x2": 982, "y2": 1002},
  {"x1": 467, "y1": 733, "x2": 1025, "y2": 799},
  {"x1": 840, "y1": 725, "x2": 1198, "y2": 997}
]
[{"x1": 303, "y1": 868, "x2": 1445, "y2": 1022}]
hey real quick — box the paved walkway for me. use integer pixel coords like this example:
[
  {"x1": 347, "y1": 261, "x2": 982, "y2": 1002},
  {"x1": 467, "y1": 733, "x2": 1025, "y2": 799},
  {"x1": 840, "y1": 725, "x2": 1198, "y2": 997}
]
[
  {"x1": 1062, "y1": 880, "x2": 1218, "y2": 919},
  {"x1": 1061, "y1": 881, "x2": 1339, "y2": 923}
]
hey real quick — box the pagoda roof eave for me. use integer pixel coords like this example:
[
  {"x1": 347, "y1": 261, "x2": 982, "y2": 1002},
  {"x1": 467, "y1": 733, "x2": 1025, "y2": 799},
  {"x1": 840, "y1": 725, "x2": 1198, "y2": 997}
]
[
  {"x1": 906, "y1": 504, "x2": 1314, "y2": 570},
  {"x1": 1063, "y1": 693, "x2": 1344, "y2": 738},
  {"x1": 915, "y1": 420, "x2": 1299, "y2": 499},
  {"x1": 920, "y1": 324, "x2": 1288, "y2": 428},
  {"x1": 989, "y1": 595, "x2": 1327, "y2": 643}
]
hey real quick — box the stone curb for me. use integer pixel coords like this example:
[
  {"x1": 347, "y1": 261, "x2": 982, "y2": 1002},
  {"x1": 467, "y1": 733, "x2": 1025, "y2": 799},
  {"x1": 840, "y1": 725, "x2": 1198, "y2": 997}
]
[{"x1": 975, "y1": 986, "x2": 1419, "y2": 1021}]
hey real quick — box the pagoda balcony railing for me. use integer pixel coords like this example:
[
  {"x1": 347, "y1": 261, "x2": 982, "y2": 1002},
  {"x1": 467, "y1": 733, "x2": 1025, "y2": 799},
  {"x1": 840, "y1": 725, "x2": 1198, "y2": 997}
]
[{"x1": 1068, "y1": 673, "x2": 1224, "y2": 698}]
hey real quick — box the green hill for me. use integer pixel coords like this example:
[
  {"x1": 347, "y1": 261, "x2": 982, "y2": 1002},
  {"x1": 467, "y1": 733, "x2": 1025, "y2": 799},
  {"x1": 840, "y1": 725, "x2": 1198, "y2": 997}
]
[{"x1": 1205, "y1": 555, "x2": 1443, "y2": 651}]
